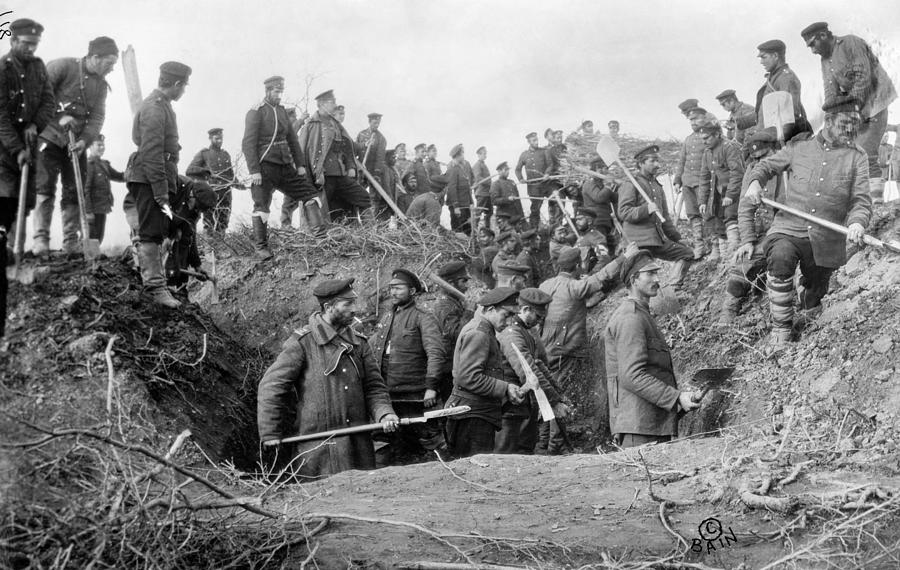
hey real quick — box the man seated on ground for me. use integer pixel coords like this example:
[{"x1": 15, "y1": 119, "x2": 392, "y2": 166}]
[{"x1": 406, "y1": 173, "x2": 447, "y2": 227}]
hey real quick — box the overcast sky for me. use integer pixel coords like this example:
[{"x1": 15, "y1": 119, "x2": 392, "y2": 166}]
[{"x1": 6, "y1": 0, "x2": 900, "y2": 247}]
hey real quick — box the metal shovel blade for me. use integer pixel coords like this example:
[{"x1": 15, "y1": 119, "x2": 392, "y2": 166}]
[
  {"x1": 761, "y1": 92, "x2": 794, "y2": 136},
  {"x1": 595, "y1": 135, "x2": 621, "y2": 166},
  {"x1": 691, "y1": 367, "x2": 735, "y2": 402}
]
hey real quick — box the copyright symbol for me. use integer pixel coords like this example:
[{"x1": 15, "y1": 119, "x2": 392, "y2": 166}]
[{"x1": 698, "y1": 517, "x2": 723, "y2": 541}]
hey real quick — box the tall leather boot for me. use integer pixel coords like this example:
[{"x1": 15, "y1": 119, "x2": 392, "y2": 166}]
[
  {"x1": 716, "y1": 293, "x2": 742, "y2": 327},
  {"x1": 670, "y1": 259, "x2": 691, "y2": 287},
  {"x1": 61, "y1": 204, "x2": 81, "y2": 256},
  {"x1": 252, "y1": 215, "x2": 273, "y2": 260},
  {"x1": 138, "y1": 241, "x2": 181, "y2": 308},
  {"x1": 869, "y1": 177, "x2": 885, "y2": 205},
  {"x1": 726, "y1": 223, "x2": 741, "y2": 258},
  {"x1": 302, "y1": 197, "x2": 326, "y2": 237},
  {"x1": 32, "y1": 193, "x2": 54, "y2": 257},
  {"x1": 690, "y1": 218, "x2": 706, "y2": 259},
  {"x1": 766, "y1": 273, "x2": 794, "y2": 345}
]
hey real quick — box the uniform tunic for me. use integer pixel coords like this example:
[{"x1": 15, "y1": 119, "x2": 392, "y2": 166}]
[
  {"x1": 698, "y1": 138, "x2": 744, "y2": 232},
  {"x1": 472, "y1": 159, "x2": 492, "y2": 197},
  {"x1": 729, "y1": 102, "x2": 758, "y2": 145},
  {"x1": 257, "y1": 313, "x2": 395, "y2": 478},
  {"x1": 356, "y1": 128, "x2": 387, "y2": 175},
  {"x1": 490, "y1": 177, "x2": 524, "y2": 220},
  {"x1": 84, "y1": 155, "x2": 124, "y2": 214},
  {"x1": 40, "y1": 57, "x2": 109, "y2": 148},
  {"x1": 369, "y1": 299, "x2": 445, "y2": 397},
  {"x1": 433, "y1": 294, "x2": 474, "y2": 393},
  {"x1": 406, "y1": 190, "x2": 444, "y2": 226},
  {"x1": 445, "y1": 160, "x2": 474, "y2": 208},
  {"x1": 605, "y1": 297, "x2": 680, "y2": 438},
  {"x1": 618, "y1": 172, "x2": 682, "y2": 247},
  {"x1": 673, "y1": 132, "x2": 704, "y2": 188},
  {"x1": 821, "y1": 35, "x2": 897, "y2": 120},
  {"x1": 445, "y1": 317, "x2": 511, "y2": 428}
]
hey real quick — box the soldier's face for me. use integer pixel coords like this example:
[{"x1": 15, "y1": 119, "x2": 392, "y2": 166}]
[
  {"x1": 632, "y1": 269, "x2": 661, "y2": 298},
  {"x1": 477, "y1": 150, "x2": 487, "y2": 160},
  {"x1": 689, "y1": 113, "x2": 704, "y2": 131},
  {"x1": 477, "y1": 232, "x2": 493, "y2": 247},
  {"x1": 575, "y1": 215, "x2": 590, "y2": 231},
  {"x1": 90, "y1": 54, "x2": 118, "y2": 77},
  {"x1": 719, "y1": 99, "x2": 735, "y2": 113},
  {"x1": 10, "y1": 37, "x2": 40, "y2": 61},
  {"x1": 172, "y1": 82, "x2": 187, "y2": 101},
  {"x1": 498, "y1": 167, "x2": 509, "y2": 178},
  {"x1": 369, "y1": 118, "x2": 381, "y2": 130},
  {"x1": 267, "y1": 87, "x2": 284, "y2": 104},
  {"x1": 427, "y1": 148, "x2": 437, "y2": 159},
  {"x1": 319, "y1": 99, "x2": 336, "y2": 114},
  {"x1": 335, "y1": 109, "x2": 345, "y2": 123},
  {"x1": 639, "y1": 156, "x2": 660, "y2": 176},
  {"x1": 415, "y1": 149, "x2": 425, "y2": 160},
  {"x1": 527, "y1": 136, "x2": 539, "y2": 149},
  {"x1": 806, "y1": 33, "x2": 832, "y2": 57},
  {"x1": 501, "y1": 239, "x2": 517, "y2": 253},
  {"x1": 452, "y1": 276, "x2": 470, "y2": 293},
  {"x1": 485, "y1": 306, "x2": 514, "y2": 332},
  {"x1": 826, "y1": 112, "x2": 861, "y2": 145},
  {"x1": 389, "y1": 284, "x2": 413, "y2": 305},
  {"x1": 701, "y1": 132, "x2": 720, "y2": 149},
  {"x1": 520, "y1": 306, "x2": 544, "y2": 328},
  {"x1": 396, "y1": 148, "x2": 407, "y2": 160},
  {"x1": 583, "y1": 123, "x2": 594, "y2": 135},
  {"x1": 209, "y1": 134, "x2": 223, "y2": 148},
  {"x1": 608, "y1": 123, "x2": 619, "y2": 135},
  {"x1": 91, "y1": 141, "x2": 105, "y2": 157},
  {"x1": 327, "y1": 299, "x2": 357, "y2": 328},
  {"x1": 758, "y1": 52, "x2": 779, "y2": 73},
  {"x1": 553, "y1": 131, "x2": 563, "y2": 144}
]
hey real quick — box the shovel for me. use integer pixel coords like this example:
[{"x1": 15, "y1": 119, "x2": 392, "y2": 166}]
[
  {"x1": 690, "y1": 366, "x2": 735, "y2": 402},
  {"x1": 762, "y1": 91, "x2": 793, "y2": 190},
  {"x1": 10, "y1": 157, "x2": 35, "y2": 284},
  {"x1": 263, "y1": 405, "x2": 471, "y2": 446},
  {"x1": 595, "y1": 136, "x2": 665, "y2": 222},
  {"x1": 60, "y1": 116, "x2": 100, "y2": 261}
]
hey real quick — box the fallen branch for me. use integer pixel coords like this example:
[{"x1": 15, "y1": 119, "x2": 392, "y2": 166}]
[
  {"x1": 739, "y1": 477, "x2": 797, "y2": 513},
  {"x1": 776, "y1": 460, "x2": 812, "y2": 489},
  {"x1": 637, "y1": 449, "x2": 694, "y2": 506},
  {"x1": 398, "y1": 563, "x2": 525, "y2": 570},
  {"x1": 104, "y1": 335, "x2": 118, "y2": 416},
  {"x1": 434, "y1": 450, "x2": 511, "y2": 495},
  {"x1": 658, "y1": 501, "x2": 689, "y2": 554}
]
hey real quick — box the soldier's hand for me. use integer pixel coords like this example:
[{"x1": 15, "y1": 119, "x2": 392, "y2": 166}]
[
  {"x1": 381, "y1": 413, "x2": 400, "y2": 433},
  {"x1": 506, "y1": 384, "x2": 525, "y2": 405},
  {"x1": 423, "y1": 389, "x2": 439, "y2": 408},
  {"x1": 745, "y1": 180, "x2": 763, "y2": 205},
  {"x1": 553, "y1": 402, "x2": 571, "y2": 420},
  {"x1": 348, "y1": 168, "x2": 356, "y2": 179},
  {"x1": 161, "y1": 204, "x2": 174, "y2": 220},
  {"x1": 24, "y1": 124, "x2": 38, "y2": 147},
  {"x1": 678, "y1": 391, "x2": 702, "y2": 412},
  {"x1": 297, "y1": 166, "x2": 307, "y2": 177},
  {"x1": 316, "y1": 174, "x2": 325, "y2": 187},
  {"x1": 250, "y1": 173, "x2": 262, "y2": 186},
  {"x1": 847, "y1": 223, "x2": 866, "y2": 246},
  {"x1": 673, "y1": 182, "x2": 682, "y2": 193},
  {"x1": 623, "y1": 241, "x2": 640, "y2": 258},
  {"x1": 453, "y1": 207, "x2": 462, "y2": 217},
  {"x1": 733, "y1": 243, "x2": 753, "y2": 263},
  {"x1": 721, "y1": 197, "x2": 733, "y2": 207},
  {"x1": 699, "y1": 204, "x2": 707, "y2": 216},
  {"x1": 16, "y1": 149, "x2": 30, "y2": 169},
  {"x1": 68, "y1": 139, "x2": 86, "y2": 155},
  {"x1": 647, "y1": 202, "x2": 661, "y2": 217}
]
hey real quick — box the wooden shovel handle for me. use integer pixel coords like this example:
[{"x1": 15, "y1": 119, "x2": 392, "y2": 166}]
[{"x1": 618, "y1": 159, "x2": 666, "y2": 222}]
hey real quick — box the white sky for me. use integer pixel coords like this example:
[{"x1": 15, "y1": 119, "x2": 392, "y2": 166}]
[{"x1": 5, "y1": 0, "x2": 900, "y2": 248}]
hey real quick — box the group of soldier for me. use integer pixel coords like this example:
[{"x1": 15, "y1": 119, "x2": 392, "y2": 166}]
[{"x1": 0, "y1": 17, "x2": 894, "y2": 478}]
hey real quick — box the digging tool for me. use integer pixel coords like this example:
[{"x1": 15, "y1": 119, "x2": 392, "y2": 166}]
[
  {"x1": 553, "y1": 193, "x2": 581, "y2": 239},
  {"x1": 595, "y1": 136, "x2": 665, "y2": 222},
  {"x1": 508, "y1": 344, "x2": 555, "y2": 421},
  {"x1": 690, "y1": 366, "x2": 735, "y2": 403},
  {"x1": 568, "y1": 164, "x2": 616, "y2": 181},
  {"x1": 355, "y1": 159, "x2": 407, "y2": 220},
  {"x1": 263, "y1": 405, "x2": 471, "y2": 446},
  {"x1": 181, "y1": 267, "x2": 219, "y2": 304},
  {"x1": 426, "y1": 271, "x2": 472, "y2": 309},
  {"x1": 473, "y1": 172, "x2": 500, "y2": 188},
  {"x1": 11, "y1": 153, "x2": 35, "y2": 284},
  {"x1": 759, "y1": 196, "x2": 900, "y2": 253},
  {"x1": 60, "y1": 116, "x2": 100, "y2": 261},
  {"x1": 762, "y1": 91, "x2": 793, "y2": 191}
]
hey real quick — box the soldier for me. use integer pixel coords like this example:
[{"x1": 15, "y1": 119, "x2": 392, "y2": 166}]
[
  {"x1": 754, "y1": 39, "x2": 810, "y2": 142},
  {"x1": 334, "y1": 104, "x2": 346, "y2": 124},
  {"x1": 187, "y1": 127, "x2": 236, "y2": 233},
  {"x1": 491, "y1": 231, "x2": 520, "y2": 282},
  {"x1": 608, "y1": 120, "x2": 620, "y2": 138},
  {"x1": 33, "y1": 36, "x2": 118, "y2": 257},
  {"x1": 495, "y1": 288, "x2": 568, "y2": 454},
  {"x1": 537, "y1": 243, "x2": 639, "y2": 454},
  {"x1": 715, "y1": 89, "x2": 757, "y2": 144},
  {"x1": 444, "y1": 287, "x2": 525, "y2": 458},
  {"x1": 369, "y1": 268, "x2": 446, "y2": 465},
  {"x1": 165, "y1": 178, "x2": 216, "y2": 298},
  {"x1": 745, "y1": 96, "x2": 872, "y2": 344},
  {"x1": 548, "y1": 224, "x2": 575, "y2": 272},
  {"x1": 299, "y1": 90, "x2": 371, "y2": 223},
  {"x1": 618, "y1": 145, "x2": 694, "y2": 285},
  {"x1": 473, "y1": 227, "x2": 499, "y2": 288},
  {"x1": 472, "y1": 146, "x2": 492, "y2": 228},
  {"x1": 408, "y1": 143, "x2": 430, "y2": 197},
  {"x1": 573, "y1": 208, "x2": 611, "y2": 273},
  {"x1": 394, "y1": 143, "x2": 411, "y2": 178},
  {"x1": 425, "y1": 144, "x2": 442, "y2": 179},
  {"x1": 0, "y1": 18, "x2": 54, "y2": 269},
  {"x1": 717, "y1": 129, "x2": 782, "y2": 326},
  {"x1": 697, "y1": 120, "x2": 744, "y2": 261},
  {"x1": 515, "y1": 229, "x2": 541, "y2": 287},
  {"x1": 445, "y1": 144, "x2": 473, "y2": 233},
  {"x1": 124, "y1": 61, "x2": 192, "y2": 308},
  {"x1": 243, "y1": 76, "x2": 321, "y2": 257},
  {"x1": 490, "y1": 161, "x2": 524, "y2": 226},
  {"x1": 580, "y1": 158, "x2": 617, "y2": 261},
  {"x1": 257, "y1": 278, "x2": 399, "y2": 479},
  {"x1": 394, "y1": 143, "x2": 413, "y2": 211},
  {"x1": 432, "y1": 261, "x2": 475, "y2": 400},
  {"x1": 801, "y1": 22, "x2": 898, "y2": 204},
  {"x1": 357, "y1": 112, "x2": 389, "y2": 218},
  {"x1": 605, "y1": 251, "x2": 701, "y2": 448},
  {"x1": 515, "y1": 132, "x2": 554, "y2": 228},
  {"x1": 406, "y1": 173, "x2": 446, "y2": 227},
  {"x1": 673, "y1": 100, "x2": 708, "y2": 259},
  {"x1": 83, "y1": 135, "x2": 124, "y2": 243}
]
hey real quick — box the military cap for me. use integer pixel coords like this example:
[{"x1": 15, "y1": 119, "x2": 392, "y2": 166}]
[
  {"x1": 313, "y1": 278, "x2": 357, "y2": 301},
  {"x1": 426, "y1": 144, "x2": 437, "y2": 152},
  {"x1": 801, "y1": 22, "x2": 829, "y2": 42},
  {"x1": 518, "y1": 287, "x2": 552, "y2": 308},
  {"x1": 688, "y1": 106, "x2": 708, "y2": 117},
  {"x1": 395, "y1": 143, "x2": 407, "y2": 151},
  {"x1": 496, "y1": 161, "x2": 509, "y2": 171},
  {"x1": 414, "y1": 143, "x2": 426, "y2": 151},
  {"x1": 526, "y1": 132, "x2": 538, "y2": 139},
  {"x1": 581, "y1": 120, "x2": 593, "y2": 128},
  {"x1": 715, "y1": 89, "x2": 736, "y2": 101},
  {"x1": 495, "y1": 261, "x2": 531, "y2": 278},
  {"x1": 450, "y1": 144, "x2": 464, "y2": 158},
  {"x1": 557, "y1": 246, "x2": 581, "y2": 268},
  {"x1": 367, "y1": 112, "x2": 382, "y2": 120},
  {"x1": 746, "y1": 128, "x2": 778, "y2": 153},
  {"x1": 207, "y1": 127, "x2": 223, "y2": 136},
  {"x1": 678, "y1": 98, "x2": 699, "y2": 114},
  {"x1": 389, "y1": 268, "x2": 423, "y2": 291},
  {"x1": 575, "y1": 207, "x2": 598, "y2": 218},
  {"x1": 519, "y1": 229, "x2": 538, "y2": 241},
  {"x1": 314, "y1": 90, "x2": 335, "y2": 102},
  {"x1": 822, "y1": 95, "x2": 862, "y2": 115},
  {"x1": 264, "y1": 76, "x2": 285, "y2": 89},
  {"x1": 608, "y1": 120, "x2": 620, "y2": 126},
  {"x1": 620, "y1": 250, "x2": 661, "y2": 285},
  {"x1": 476, "y1": 146, "x2": 486, "y2": 154},
  {"x1": 757, "y1": 39, "x2": 786, "y2": 54},
  {"x1": 478, "y1": 287, "x2": 519, "y2": 309},
  {"x1": 634, "y1": 144, "x2": 660, "y2": 162},
  {"x1": 191, "y1": 180, "x2": 217, "y2": 211},
  {"x1": 436, "y1": 260, "x2": 469, "y2": 281},
  {"x1": 159, "y1": 61, "x2": 192, "y2": 82},
  {"x1": 9, "y1": 19, "x2": 44, "y2": 38},
  {"x1": 497, "y1": 231, "x2": 518, "y2": 244},
  {"x1": 88, "y1": 36, "x2": 118, "y2": 57},
  {"x1": 698, "y1": 121, "x2": 722, "y2": 135}
]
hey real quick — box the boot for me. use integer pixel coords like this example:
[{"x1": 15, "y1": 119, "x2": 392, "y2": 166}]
[
  {"x1": 767, "y1": 273, "x2": 794, "y2": 345},
  {"x1": 793, "y1": 305, "x2": 823, "y2": 333},
  {"x1": 32, "y1": 193, "x2": 53, "y2": 257},
  {"x1": 251, "y1": 216, "x2": 273, "y2": 260},
  {"x1": 670, "y1": 259, "x2": 691, "y2": 287},
  {"x1": 61, "y1": 204, "x2": 81, "y2": 256},
  {"x1": 869, "y1": 177, "x2": 885, "y2": 205},
  {"x1": 302, "y1": 197, "x2": 327, "y2": 237},
  {"x1": 716, "y1": 293, "x2": 742, "y2": 327},
  {"x1": 726, "y1": 223, "x2": 741, "y2": 259},
  {"x1": 137, "y1": 241, "x2": 181, "y2": 308},
  {"x1": 718, "y1": 237, "x2": 731, "y2": 261},
  {"x1": 691, "y1": 218, "x2": 707, "y2": 260},
  {"x1": 708, "y1": 239, "x2": 720, "y2": 262}
]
